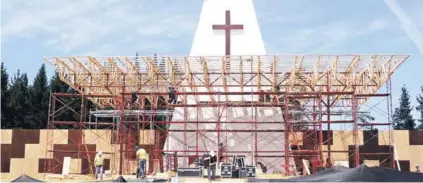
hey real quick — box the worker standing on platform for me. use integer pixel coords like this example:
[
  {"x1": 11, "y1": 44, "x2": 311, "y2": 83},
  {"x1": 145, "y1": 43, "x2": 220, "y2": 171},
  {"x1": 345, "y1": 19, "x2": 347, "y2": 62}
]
[
  {"x1": 167, "y1": 86, "x2": 177, "y2": 104},
  {"x1": 137, "y1": 146, "x2": 147, "y2": 178},
  {"x1": 94, "y1": 151, "x2": 104, "y2": 180}
]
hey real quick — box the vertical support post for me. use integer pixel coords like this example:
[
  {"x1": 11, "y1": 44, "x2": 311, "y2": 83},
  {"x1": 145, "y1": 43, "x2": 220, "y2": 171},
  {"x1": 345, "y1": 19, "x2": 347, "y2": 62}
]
[
  {"x1": 352, "y1": 93, "x2": 359, "y2": 167},
  {"x1": 51, "y1": 93, "x2": 56, "y2": 124},
  {"x1": 196, "y1": 103, "x2": 199, "y2": 159},
  {"x1": 79, "y1": 95, "x2": 85, "y2": 128},
  {"x1": 312, "y1": 96, "x2": 317, "y2": 162},
  {"x1": 326, "y1": 73, "x2": 332, "y2": 167},
  {"x1": 80, "y1": 95, "x2": 93, "y2": 174},
  {"x1": 254, "y1": 106, "x2": 258, "y2": 166},
  {"x1": 151, "y1": 106, "x2": 156, "y2": 174},
  {"x1": 44, "y1": 91, "x2": 53, "y2": 176},
  {"x1": 88, "y1": 109, "x2": 91, "y2": 129},
  {"x1": 165, "y1": 114, "x2": 170, "y2": 171},
  {"x1": 318, "y1": 94, "x2": 323, "y2": 161},
  {"x1": 142, "y1": 98, "x2": 146, "y2": 131},
  {"x1": 386, "y1": 79, "x2": 397, "y2": 169},
  {"x1": 225, "y1": 104, "x2": 229, "y2": 164},
  {"x1": 217, "y1": 90, "x2": 221, "y2": 169},
  {"x1": 183, "y1": 89, "x2": 188, "y2": 167},
  {"x1": 119, "y1": 83, "x2": 126, "y2": 175},
  {"x1": 283, "y1": 93, "x2": 290, "y2": 175}
]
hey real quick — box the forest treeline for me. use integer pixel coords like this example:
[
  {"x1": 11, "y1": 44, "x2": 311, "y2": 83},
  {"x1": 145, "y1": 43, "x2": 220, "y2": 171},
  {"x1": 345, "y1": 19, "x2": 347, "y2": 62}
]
[
  {"x1": 1, "y1": 62, "x2": 89, "y2": 129},
  {"x1": 1, "y1": 62, "x2": 423, "y2": 130}
]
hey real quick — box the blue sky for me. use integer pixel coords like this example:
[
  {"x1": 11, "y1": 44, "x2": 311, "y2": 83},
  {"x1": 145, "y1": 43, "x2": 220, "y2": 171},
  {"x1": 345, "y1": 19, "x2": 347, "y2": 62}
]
[{"x1": 1, "y1": 0, "x2": 423, "y2": 125}]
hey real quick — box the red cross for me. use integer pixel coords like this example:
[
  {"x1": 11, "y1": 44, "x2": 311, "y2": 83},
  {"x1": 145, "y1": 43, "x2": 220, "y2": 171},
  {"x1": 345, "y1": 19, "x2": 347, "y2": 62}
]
[{"x1": 212, "y1": 10, "x2": 244, "y2": 56}]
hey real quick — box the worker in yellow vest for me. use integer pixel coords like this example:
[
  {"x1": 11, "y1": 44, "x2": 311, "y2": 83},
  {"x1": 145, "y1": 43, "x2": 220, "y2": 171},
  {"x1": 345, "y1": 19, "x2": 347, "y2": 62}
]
[
  {"x1": 136, "y1": 147, "x2": 147, "y2": 178},
  {"x1": 94, "y1": 151, "x2": 104, "y2": 180}
]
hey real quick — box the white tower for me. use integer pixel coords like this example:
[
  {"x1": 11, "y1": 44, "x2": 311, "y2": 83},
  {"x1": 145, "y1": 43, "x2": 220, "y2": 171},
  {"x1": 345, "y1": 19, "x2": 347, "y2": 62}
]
[{"x1": 189, "y1": 0, "x2": 266, "y2": 56}]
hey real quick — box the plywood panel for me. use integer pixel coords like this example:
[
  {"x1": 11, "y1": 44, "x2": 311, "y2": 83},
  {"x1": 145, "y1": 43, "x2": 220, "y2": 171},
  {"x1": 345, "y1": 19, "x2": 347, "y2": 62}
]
[
  {"x1": 0, "y1": 130, "x2": 12, "y2": 144},
  {"x1": 409, "y1": 130, "x2": 423, "y2": 145},
  {"x1": 289, "y1": 132, "x2": 303, "y2": 145},
  {"x1": 378, "y1": 130, "x2": 401, "y2": 146},
  {"x1": 364, "y1": 160, "x2": 379, "y2": 167},
  {"x1": 30, "y1": 132, "x2": 50, "y2": 160},
  {"x1": 9, "y1": 158, "x2": 40, "y2": 179},
  {"x1": 331, "y1": 131, "x2": 351, "y2": 160},
  {"x1": 39, "y1": 129, "x2": 69, "y2": 145},
  {"x1": 321, "y1": 131, "x2": 363, "y2": 161},
  {"x1": 69, "y1": 158, "x2": 82, "y2": 174},
  {"x1": 407, "y1": 146, "x2": 423, "y2": 172},
  {"x1": 1, "y1": 128, "x2": 422, "y2": 180},
  {"x1": 140, "y1": 130, "x2": 155, "y2": 145},
  {"x1": 109, "y1": 144, "x2": 121, "y2": 174},
  {"x1": 26, "y1": 144, "x2": 47, "y2": 161},
  {"x1": 0, "y1": 173, "x2": 44, "y2": 182},
  {"x1": 0, "y1": 173, "x2": 14, "y2": 182},
  {"x1": 84, "y1": 130, "x2": 114, "y2": 152},
  {"x1": 385, "y1": 131, "x2": 409, "y2": 160},
  {"x1": 1, "y1": 144, "x2": 11, "y2": 173}
]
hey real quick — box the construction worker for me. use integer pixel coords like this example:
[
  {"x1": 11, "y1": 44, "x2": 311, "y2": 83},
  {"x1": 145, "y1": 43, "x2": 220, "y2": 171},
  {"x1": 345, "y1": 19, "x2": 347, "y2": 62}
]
[
  {"x1": 167, "y1": 86, "x2": 177, "y2": 104},
  {"x1": 136, "y1": 146, "x2": 147, "y2": 178},
  {"x1": 94, "y1": 151, "x2": 104, "y2": 180},
  {"x1": 204, "y1": 151, "x2": 217, "y2": 182}
]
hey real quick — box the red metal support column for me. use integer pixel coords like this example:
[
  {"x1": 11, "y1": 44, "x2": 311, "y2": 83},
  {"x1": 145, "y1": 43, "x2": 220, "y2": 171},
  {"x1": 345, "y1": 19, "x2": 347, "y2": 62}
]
[
  {"x1": 254, "y1": 106, "x2": 258, "y2": 166},
  {"x1": 352, "y1": 93, "x2": 359, "y2": 167},
  {"x1": 196, "y1": 103, "x2": 199, "y2": 159},
  {"x1": 283, "y1": 93, "x2": 290, "y2": 175},
  {"x1": 119, "y1": 83, "x2": 126, "y2": 175},
  {"x1": 217, "y1": 91, "x2": 221, "y2": 167},
  {"x1": 326, "y1": 73, "x2": 332, "y2": 168},
  {"x1": 45, "y1": 91, "x2": 54, "y2": 175},
  {"x1": 225, "y1": 104, "x2": 229, "y2": 164},
  {"x1": 386, "y1": 79, "x2": 396, "y2": 169},
  {"x1": 312, "y1": 96, "x2": 318, "y2": 163},
  {"x1": 318, "y1": 94, "x2": 324, "y2": 161},
  {"x1": 183, "y1": 90, "x2": 188, "y2": 167}
]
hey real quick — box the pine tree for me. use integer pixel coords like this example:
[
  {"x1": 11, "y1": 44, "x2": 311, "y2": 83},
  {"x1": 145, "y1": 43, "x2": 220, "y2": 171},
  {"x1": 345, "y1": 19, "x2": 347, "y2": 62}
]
[
  {"x1": 358, "y1": 113, "x2": 375, "y2": 130},
  {"x1": 49, "y1": 72, "x2": 74, "y2": 128},
  {"x1": 416, "y1": 86, "x2": 423, "y2": 129},
  {"x1": 343, "y1": 110, "x2": 375, "y2": 130},
  {"x1": 30, "y1": 64, "x2": 49, "y2": 129},
  {"x1": 48, "y1": 72, "x2": 96, "y2": 128},
  {"x1": 1, "y1": 63, "x2": 10, "y2": 128},
  {"x1": 392, "y1": 86, "x2": 416, "y2": 130},
  {"x1": 49, "y1": 72, "x2": 70, "y2": 93},
  {"x1": 7, "y1": 71, "x2": 32, "y2": 128}
]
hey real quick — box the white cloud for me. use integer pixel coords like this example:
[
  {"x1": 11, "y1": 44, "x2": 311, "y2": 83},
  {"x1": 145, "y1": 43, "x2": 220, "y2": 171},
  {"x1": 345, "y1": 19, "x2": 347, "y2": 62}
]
[
  {"x1": 273, "y1": 19, "x2": 392, "y2": 53},
  {"x1": 384, "y1": 0, "x2": 423, "y2": 56},
  {"x1": 260, "y1": 13, "x2": 313, "y2": 24},
  {"x1": 1, "y1": 0, "x2": 197, "y2": 54}
]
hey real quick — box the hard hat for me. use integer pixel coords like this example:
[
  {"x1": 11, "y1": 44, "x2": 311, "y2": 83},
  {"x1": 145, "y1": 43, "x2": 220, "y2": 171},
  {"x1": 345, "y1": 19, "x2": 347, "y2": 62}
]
[
  {"x1": 98, "y1": 151, "x2": 102, "y2": 155},
  {"x1": 209, "y1": 151, "x2": 215, "y2": 156}
]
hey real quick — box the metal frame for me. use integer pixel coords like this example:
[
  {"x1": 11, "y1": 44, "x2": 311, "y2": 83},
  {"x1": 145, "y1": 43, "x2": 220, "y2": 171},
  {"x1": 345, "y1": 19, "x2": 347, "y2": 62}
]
[{"x1": 43, "y1": 54, "x2": 406, "y2": 176}]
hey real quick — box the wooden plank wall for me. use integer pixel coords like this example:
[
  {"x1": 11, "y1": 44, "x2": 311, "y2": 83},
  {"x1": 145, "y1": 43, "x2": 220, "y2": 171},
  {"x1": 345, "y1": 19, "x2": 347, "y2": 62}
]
[{"x1": 0, "y1": 129, "x2": 422, "y2": 181}]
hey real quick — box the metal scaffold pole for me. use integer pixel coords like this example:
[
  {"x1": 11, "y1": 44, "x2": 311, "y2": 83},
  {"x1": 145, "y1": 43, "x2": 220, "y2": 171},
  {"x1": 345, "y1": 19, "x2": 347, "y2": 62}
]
[{"x1": 43, "y1": 54, "x2": 409, "y2": 174}]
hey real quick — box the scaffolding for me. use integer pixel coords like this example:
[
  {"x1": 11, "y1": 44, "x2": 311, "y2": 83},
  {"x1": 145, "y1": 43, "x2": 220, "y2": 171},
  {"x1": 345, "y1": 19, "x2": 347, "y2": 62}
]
[{"x1": 44, "y1": 55, "x2": 408, "y2": 176}]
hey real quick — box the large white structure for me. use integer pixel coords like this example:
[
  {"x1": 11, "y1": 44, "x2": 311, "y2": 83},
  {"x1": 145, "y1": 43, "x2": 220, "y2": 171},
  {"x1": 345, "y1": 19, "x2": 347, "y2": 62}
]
[
  {"x1": 189, "y1": 0, "x2": 266, "y2": 56},
  {"x1": 165, "y1": 0, "x2": 293, "y2": 173}
]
